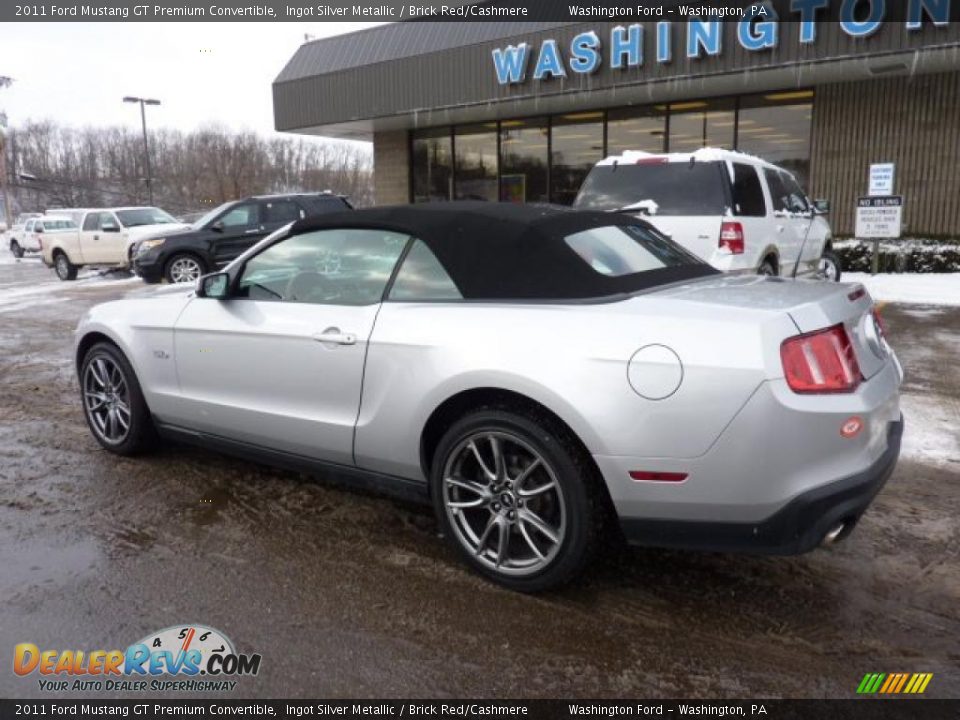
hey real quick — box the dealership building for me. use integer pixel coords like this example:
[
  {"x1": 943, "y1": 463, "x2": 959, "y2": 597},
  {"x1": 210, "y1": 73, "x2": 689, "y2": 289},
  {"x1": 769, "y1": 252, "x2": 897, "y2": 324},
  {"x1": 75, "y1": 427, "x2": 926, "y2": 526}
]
[{"x1": 273, "y1": 6, "x2": 960, "y2": 237}]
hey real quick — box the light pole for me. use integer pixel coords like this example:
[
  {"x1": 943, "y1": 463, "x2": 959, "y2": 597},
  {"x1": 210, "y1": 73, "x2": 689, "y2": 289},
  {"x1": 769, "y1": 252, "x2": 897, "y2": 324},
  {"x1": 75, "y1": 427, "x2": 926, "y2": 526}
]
[{"x1": 123, "y1": 96, "x2": 160, "y2": 204}]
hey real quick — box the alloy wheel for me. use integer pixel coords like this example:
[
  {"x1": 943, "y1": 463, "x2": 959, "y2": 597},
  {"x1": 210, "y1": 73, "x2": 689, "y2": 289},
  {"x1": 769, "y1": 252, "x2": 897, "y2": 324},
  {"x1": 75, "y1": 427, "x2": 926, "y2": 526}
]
[
  {"x1": 56, "y1": 255, "x2": 70, "y2": 279},
  {"x1": 169, "y1": 256, "x2": 202, "y2": 283},
  {"x1": 442, "y1": 431, "x2": 567, "y2": 577},
  {"x1": 83, "y1": 354, "x2": 132, "y2": 445}
]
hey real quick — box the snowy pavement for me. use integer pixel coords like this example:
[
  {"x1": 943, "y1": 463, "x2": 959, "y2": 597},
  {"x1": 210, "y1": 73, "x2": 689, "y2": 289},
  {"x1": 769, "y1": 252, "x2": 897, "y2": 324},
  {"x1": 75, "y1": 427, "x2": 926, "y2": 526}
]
[{"x1": 0, "y1": 256, "x2": 141, "y2": 314}]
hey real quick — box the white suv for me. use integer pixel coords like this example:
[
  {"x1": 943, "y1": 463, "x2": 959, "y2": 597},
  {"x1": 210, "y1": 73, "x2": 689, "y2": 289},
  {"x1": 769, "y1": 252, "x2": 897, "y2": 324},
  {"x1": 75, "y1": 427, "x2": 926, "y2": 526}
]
[{"x1": 574, "y1": 148, "x2": 839, "y2": 281}]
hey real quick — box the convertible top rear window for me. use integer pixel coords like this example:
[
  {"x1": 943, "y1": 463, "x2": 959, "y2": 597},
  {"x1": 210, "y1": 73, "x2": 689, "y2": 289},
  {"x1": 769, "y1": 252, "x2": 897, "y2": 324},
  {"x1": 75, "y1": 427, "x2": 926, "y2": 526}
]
[{"x1": 286, "y1": 202, "x2": 719, "y2": 302}]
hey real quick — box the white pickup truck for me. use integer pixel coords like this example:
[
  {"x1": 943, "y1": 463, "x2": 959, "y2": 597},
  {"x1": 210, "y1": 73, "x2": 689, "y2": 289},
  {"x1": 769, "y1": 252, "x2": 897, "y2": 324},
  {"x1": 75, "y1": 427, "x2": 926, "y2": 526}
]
[
  {"x1": 41, "y1": 206, "x2": 189, "y2": 280},
  {"x1": 4, "y1": 213, "x2": 43, "y2": 257}
]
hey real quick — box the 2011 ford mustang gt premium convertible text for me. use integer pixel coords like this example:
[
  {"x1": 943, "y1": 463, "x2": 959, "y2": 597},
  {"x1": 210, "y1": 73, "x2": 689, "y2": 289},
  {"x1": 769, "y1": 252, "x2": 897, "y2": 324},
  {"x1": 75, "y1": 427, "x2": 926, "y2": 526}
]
[{"x1": 74, "y1": 202, "x2": 904, "y2": 591}]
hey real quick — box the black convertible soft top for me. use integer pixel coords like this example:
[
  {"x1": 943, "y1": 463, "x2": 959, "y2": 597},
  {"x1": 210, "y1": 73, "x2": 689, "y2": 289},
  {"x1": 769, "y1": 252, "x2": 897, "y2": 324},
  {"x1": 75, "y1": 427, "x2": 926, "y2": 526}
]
[{"x1": 288, "y1": 201, "x2": 718, "y2": 301}]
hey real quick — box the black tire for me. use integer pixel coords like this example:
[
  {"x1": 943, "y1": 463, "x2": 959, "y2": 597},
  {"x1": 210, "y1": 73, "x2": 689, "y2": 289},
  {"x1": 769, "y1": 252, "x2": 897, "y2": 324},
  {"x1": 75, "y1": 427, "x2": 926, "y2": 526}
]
[
  {"x1": 79, "y1": 341, "x2": 157, "y2": 455},
  {"x1": 54, "y1": 251, "x2": 78, "y2": 281},
  {"x1": 164, "y1": 253, "x2": 205, "y2": 284},
  {"x1": 819, "y1": 250, "x2": 842, "y2": 282},
  {"x1": 10, "y1": 241, "x2": 24, "y2": 259},
  {"x1": 758, "y1": 256, "x2": 778, "y2": 277},
  {"x1": 430, "y1": 407, "x2": 604, "y2": 592}
]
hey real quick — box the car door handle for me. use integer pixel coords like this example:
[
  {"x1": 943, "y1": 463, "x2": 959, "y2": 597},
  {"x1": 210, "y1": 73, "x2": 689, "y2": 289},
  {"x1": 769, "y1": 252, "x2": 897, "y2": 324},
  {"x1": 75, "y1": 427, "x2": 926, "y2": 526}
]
[
  {"x1": 313, "y1": 329, "x2": 356, "y2": 346},
  {"x1": 244, "y1": 228, "x2": 261, "y2": 235},
  {"x1": 93, "y1": 234, "x2": 100, "y2": 241},
  {"x1": 776, "y1": 225, "x2": 785, "y2": 233}
]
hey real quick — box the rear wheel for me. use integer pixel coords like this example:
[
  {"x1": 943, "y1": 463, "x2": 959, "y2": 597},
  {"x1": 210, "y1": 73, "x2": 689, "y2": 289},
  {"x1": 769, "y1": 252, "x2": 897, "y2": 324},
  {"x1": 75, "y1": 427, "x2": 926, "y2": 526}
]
[
  {"x1": 80, "y1": 342, "x2": 156, "y2": 455},
  {"x1": 54, "y1": 252, "x2": 78, "y2": 281},
  {"x1": 758, "y1": 256, "x2": 778, "y2": 277},
  {"x1": 819, "y1": 251, "x2": 842, "y2": 282},
  {"x1": 165, "y1": 253, "x2": 204, "y2": 284},
  {"x1": 430, "y1": 408, "x2": 602, "y2": 592},
  {"x1": 10, "y1": 241, "x2": 23, "y2": 259}
]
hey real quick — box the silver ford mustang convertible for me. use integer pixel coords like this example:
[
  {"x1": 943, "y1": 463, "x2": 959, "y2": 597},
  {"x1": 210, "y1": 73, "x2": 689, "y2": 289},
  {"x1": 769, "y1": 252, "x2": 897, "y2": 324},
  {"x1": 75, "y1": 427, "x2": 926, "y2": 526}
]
[{"x1": 75, "y1": 202, "x2": 903, "y2": 591}]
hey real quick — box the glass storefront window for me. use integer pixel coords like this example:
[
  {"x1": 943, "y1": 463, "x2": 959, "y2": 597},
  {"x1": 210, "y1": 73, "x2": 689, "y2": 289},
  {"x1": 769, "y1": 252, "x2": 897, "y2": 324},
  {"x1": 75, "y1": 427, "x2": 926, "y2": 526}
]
[
  {"x1": 454, "y1": 124, "x2": 498, "y2": 201},
  {"x1": 550, "y1": 112, "x2": 604, "y2": 205},
  {"x1": 737, "y1": 91, "x2": 814, "y2": 190},
  {"x1": 409, "y1": 90, "x2": 815, "y2": 206},
  {"x1": 606, "y1": 106, "x2": 667, "y2": 155},
  {"x1": 412, "y1": 127, "x2": 452, "y2": 202},
  {"x1": 499, "y1": 118, "x2": 549, "y2": 203},
  {"x1": 667, "y1": 99, "x2": 736, "y2": 153}
]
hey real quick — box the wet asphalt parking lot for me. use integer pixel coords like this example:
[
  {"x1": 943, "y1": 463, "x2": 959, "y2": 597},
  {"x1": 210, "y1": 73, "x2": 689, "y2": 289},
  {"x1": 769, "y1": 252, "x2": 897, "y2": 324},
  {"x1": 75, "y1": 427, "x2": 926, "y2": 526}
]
[{"x1": 1, "y1": 256, "x2": 958, "y2": 699}]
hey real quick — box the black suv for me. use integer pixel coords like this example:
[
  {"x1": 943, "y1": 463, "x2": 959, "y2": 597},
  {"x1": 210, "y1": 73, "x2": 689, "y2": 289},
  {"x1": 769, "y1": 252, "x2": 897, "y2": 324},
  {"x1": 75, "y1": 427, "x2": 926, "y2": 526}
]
[{"x1": 132, "y1": 192, "x2": 353, "y2": 284}]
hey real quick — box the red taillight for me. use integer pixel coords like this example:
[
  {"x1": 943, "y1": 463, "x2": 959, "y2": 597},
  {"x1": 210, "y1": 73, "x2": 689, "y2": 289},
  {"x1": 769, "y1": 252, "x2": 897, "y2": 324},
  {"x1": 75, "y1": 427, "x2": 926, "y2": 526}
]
[
  {"x1": 719, "y1": 221, "x2": 744, "y2": 254},
  {"x1": 781, "y1": 324, "x2": 862, "y2": 394},
  {"x1": 635, "y1": 157, "x2": 668, "y2": 165}
]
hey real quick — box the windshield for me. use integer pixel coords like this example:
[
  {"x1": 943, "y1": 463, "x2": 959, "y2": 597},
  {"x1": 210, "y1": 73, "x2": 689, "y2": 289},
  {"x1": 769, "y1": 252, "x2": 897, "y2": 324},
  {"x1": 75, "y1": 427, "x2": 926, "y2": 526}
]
[
  {"x1": 192, "y1": 202, "x2": 233, "y2": 229},
  {"x1": 574, "y1": 162, "x2": 728, "y2": 216},
  {"x1": 115, "y1": 207, "x2": 178, "y2": 227}
]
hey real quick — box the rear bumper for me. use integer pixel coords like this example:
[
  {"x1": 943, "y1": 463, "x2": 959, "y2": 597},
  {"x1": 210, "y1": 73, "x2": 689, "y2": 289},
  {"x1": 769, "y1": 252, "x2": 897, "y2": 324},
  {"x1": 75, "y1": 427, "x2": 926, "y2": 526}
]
[{"x1": 620, "y1": 416, "x2": 902, "y2": 554}]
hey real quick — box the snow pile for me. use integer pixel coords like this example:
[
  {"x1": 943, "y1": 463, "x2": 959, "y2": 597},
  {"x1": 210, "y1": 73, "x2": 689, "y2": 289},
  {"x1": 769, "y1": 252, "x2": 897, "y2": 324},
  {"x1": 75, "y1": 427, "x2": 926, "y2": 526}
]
[{"x1": 845, "y1": 272, "x2": 960, "y2": 306}]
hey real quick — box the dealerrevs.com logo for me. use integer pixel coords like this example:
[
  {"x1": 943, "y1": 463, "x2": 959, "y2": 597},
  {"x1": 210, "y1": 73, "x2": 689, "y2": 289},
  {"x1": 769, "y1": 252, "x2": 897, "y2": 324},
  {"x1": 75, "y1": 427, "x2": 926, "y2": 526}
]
[{"x1": 14, "y1": 624, "x2": 261, "y2": 692}]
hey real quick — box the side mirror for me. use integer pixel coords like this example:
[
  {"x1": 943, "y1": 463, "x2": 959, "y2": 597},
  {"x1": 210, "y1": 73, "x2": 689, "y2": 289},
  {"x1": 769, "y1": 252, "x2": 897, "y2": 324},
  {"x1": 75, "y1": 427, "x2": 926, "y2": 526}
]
[
  {"x1": 211, "y1": 220, "x2": 224, "y2": 233},
  {"x1": 34, "y1": 226, "x2": 44, "y2": 234},
  {"x1": 197, "y1": 272, "x2": 230, "y2": 299},
  {"x1": 101, "y1": 224, "x2": 120, "y2": 233},
  {"x1": 813, "y1": 199, "x2": 830, "y2": 215}
]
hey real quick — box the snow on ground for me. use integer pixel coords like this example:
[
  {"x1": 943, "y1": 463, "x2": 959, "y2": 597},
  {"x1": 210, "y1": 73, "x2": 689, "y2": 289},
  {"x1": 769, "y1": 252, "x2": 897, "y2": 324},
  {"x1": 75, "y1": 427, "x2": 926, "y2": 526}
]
[
  {"x1": 845, "y1": 272, "x2": 960, "y2": 306},
  {"x1": 900, "y1": 393, "x2": 960, "y2": 468},
  {"x1": 0, "y1": 260, "x2": 141, "y2": 314}
]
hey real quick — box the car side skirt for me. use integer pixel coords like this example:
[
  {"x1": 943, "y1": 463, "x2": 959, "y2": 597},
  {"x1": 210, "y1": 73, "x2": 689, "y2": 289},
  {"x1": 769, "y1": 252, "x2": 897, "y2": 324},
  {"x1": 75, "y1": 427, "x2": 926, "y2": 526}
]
[{"x1": 154, "y1": 422, "x2": 430, "y2": 505}]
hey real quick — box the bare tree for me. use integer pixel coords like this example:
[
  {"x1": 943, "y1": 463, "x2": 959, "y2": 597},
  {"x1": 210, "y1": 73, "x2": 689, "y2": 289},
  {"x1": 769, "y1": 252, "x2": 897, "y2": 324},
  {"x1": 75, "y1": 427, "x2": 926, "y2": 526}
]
[{"x1": 3, "y1": 120, "x2": 373, "y2": 217}]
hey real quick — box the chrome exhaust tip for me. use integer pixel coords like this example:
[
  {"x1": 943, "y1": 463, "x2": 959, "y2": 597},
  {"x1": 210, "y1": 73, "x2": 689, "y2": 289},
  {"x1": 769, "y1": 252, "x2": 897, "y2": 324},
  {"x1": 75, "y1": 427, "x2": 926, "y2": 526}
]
[{"x1": 822, "y1": 522, "x2": 846, "y2": 546}]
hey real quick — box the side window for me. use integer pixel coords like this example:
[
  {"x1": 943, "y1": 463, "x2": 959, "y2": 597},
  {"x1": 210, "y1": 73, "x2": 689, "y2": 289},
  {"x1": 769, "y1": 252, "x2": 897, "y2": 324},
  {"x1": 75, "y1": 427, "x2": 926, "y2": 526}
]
[
  {"x1": 236, "y1": 228, "x2": 409, "y2": 306},
  {"x1": 34, "y1": 221, "x2": 43, "y2": 232},
  {"x1": 730, "y1": 163, "x2": 766, "y2": 217},
  {"x1": 763, "y1": 168, "x2": 790, "y2": 213},
  {"x1": 304, "y1": 196, "x2": 350, "y2": 214},
  {"x1": 263, "y1": 200, "x2": 303, "y2": 225},
  {"x1": 389, "y1": 240, "x2": 462, "y2": 301},
  {"x1": 219, "y1": 203, "x2": 260, "y2": 229},
  {"x1": 82, "y1": 214, "x2": 99, "y2": 231},
  {"x1": 779, "y1": 172, "x2": 810, "y2": 213},
  {"x1": 100, "y1": 212, "x2": 119, "y2": 230},
  {"x1": 25, "y1": 220, "x2": 34, "y2": 231}
]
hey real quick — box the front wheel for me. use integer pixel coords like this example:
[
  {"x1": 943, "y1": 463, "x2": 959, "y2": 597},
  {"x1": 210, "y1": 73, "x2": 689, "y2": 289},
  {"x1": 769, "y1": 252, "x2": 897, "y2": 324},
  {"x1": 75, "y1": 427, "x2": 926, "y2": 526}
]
[
  {"x1": 54, "y1": 252, "x2": 78, "y2": 281},
  {"x1": 80, "y1": 342, "x2": 156, "y2": 455},
  {"x1": 165, "y1": 253, "x2": 205, "y2": 284},
  {"x1": 10, "y1": 241, "x2": 24, "y2": 259},
  {"x1": 819, "y1": 251, "x2": 842, "y2": 282},
  {"x1": 430, "y1": 408, "x2": 602, "y2": 592}
]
